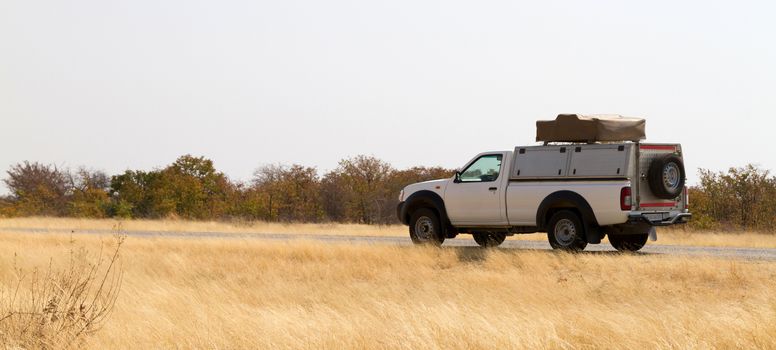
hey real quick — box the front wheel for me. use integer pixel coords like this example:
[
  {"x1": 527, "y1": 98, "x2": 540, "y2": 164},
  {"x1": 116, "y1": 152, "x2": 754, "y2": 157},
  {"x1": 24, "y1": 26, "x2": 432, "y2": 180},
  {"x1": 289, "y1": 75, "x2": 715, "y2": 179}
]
[
  {"x1": 409, "y1": 208, "x2": 445, "y2": 246},
  {"x1": 473, "y1": 233, "x2": 506, "y2": 248},
  {"x1": 546, "y1": 210, "x2": 588, "y2": 251},
  {"x1": 608, "y1": 234, "x2": 648, "y2": 252}
]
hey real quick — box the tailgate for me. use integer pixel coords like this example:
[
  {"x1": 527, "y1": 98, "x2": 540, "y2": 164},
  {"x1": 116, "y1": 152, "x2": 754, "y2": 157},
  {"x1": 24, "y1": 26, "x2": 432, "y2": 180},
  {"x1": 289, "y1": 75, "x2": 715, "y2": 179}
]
[{"x1": 635, "y1": 144, "x2": 687, "y2": 211}]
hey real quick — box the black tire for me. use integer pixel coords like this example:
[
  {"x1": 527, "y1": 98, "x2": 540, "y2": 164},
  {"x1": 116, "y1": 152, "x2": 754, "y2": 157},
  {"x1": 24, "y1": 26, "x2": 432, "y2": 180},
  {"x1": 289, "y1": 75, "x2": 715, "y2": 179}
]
[
  {"x1": 608, "y1": 234, "x2": 649, "y2": 252},
  {"x1": 647, "y1": 154, "x2": 686, "y2": 199},
  {"x1": 473, "y1": 233, "x2": 506, "y2": 248},
  {"x1": 546, "y1": 210, "x2": 588, "y2": 251},
  {"x1": 409, "y1": 208, "x2": 445, "y2": 246}
]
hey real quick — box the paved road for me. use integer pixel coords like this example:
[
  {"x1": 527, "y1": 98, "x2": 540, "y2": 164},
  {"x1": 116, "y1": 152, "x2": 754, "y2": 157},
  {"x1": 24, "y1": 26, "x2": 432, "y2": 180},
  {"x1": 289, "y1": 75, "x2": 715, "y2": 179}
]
[{"x1": 4, "y1": 227, "x2": 776, "y2": 261}]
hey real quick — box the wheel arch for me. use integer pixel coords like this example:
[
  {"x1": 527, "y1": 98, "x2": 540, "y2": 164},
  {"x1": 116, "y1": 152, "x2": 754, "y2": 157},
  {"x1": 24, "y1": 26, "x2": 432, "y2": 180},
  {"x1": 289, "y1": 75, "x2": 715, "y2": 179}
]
[
  {"x1": 536, "y1": 191, "x2": 599, "y2": 232},
  {"x1": 402, "y1": 190, "x2": 454, "y2": 236}
]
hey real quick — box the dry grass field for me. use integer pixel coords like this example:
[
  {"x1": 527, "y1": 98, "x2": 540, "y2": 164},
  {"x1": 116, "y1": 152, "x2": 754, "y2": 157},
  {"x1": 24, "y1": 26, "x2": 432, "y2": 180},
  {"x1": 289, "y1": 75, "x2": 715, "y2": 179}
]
[
  {"x1": 0, "y1": 217, "x2": 406, "y2": 237},
  {"x1": 2, "y1": 217, "x2": 776, "y2": 248},
  {"x1": 1, "y1": 219, "x2": 776, "y2": 348}
]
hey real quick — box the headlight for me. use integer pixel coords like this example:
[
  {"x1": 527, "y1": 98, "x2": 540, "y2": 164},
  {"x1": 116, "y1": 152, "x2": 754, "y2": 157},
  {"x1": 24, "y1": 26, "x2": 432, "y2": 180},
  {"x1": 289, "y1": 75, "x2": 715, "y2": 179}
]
[{"x1": 399, "y1": 189, "x2": 404, "y2": 201}]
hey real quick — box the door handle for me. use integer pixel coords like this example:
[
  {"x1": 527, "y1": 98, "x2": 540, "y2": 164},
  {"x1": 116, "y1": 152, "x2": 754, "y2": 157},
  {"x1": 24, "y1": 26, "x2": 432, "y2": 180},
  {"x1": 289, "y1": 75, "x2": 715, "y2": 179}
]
[{"x1": 488, "y1": 187, "x2": 497, "y2": 191}]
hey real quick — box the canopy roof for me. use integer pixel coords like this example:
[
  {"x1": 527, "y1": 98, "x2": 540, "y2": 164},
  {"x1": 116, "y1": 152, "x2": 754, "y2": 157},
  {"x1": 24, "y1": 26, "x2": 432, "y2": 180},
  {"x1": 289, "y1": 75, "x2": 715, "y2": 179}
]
[{"x1": 536, "y1": 114, "x2": 646, "y2": 142}]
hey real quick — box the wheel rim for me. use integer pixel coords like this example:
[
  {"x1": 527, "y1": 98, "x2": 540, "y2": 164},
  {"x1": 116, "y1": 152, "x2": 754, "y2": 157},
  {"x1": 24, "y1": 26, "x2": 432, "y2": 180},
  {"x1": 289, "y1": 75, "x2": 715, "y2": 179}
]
[
  {"x1": 554, "y1": 219, "x2": 576, "y2": 246},
  {"x1": 662, "y1": 162, "x2": 681, "y2": 192},
  {"x1": 414, "y1": 216, "x2": 434, "y2": 241}
]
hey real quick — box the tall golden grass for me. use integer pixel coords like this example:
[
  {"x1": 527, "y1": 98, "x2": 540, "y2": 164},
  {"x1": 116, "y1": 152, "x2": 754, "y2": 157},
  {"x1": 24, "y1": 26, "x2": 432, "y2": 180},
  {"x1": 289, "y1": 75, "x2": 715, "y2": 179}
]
[
  {"x1": 2, "y1": 217, "x2": 776, "y2": 248},
  {"x1": 1, "y1": 226, "x2": 775, "y2": 348},
  {"x1": 0, "y1": 232, "x2": 124, "y2": 348},
  {"x1": 0, "y1": 217, "x2": 406, "y2": 237}
]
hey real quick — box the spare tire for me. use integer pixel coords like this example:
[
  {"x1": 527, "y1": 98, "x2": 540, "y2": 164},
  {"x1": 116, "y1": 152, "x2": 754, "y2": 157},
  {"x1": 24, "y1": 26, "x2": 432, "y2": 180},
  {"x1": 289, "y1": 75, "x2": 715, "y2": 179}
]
[{"x1": 647, "y1": 154, "x2": 685, "y2": 199}]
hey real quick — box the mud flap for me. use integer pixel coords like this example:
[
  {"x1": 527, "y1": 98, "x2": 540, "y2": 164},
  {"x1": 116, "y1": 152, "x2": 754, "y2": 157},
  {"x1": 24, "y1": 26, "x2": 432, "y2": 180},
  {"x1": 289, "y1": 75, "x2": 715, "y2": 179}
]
[
  {"x1": 648, "y1": 227, "x2": 657, "y2": 241},
  {"x1": 586, "y1": 225, "x2": 604, "y2": 244}
]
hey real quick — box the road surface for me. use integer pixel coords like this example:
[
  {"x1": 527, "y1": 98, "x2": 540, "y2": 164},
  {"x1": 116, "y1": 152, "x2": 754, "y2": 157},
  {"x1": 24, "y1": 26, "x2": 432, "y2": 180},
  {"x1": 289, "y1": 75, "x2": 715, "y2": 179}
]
[{"x1": 4, "y1": 227, "x2": 776, "y2": 261}]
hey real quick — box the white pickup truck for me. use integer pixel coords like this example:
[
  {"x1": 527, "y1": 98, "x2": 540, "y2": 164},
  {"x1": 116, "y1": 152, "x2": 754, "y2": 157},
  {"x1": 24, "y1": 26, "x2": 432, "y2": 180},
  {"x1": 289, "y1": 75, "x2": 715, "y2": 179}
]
[{"x1": 396, "y1": 115, "x2": 691, "y2": 251}]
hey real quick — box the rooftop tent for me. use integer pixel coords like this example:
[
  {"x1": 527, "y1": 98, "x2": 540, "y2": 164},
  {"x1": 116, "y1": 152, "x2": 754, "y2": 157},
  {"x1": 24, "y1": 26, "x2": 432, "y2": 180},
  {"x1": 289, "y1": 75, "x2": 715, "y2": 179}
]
[{"x1": 536, "y1": 114, "x2": 646, "y2": 143}]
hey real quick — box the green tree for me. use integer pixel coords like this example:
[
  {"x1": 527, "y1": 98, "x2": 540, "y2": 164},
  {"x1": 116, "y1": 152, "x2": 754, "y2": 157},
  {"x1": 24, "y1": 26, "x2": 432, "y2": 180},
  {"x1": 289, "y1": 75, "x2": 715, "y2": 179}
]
[
  {"x1": 110, "y1": 155, "x2": 235, "y2": 219},
  {"x1": 109, "y1": 170, "x2": 159, "y2": 218},
  {"x1": 68, "y1": 168, "x2": 111, "y2": 218},
  {"x1": 229, "y1": 182, "x2": 268, "y2": 220},
  {"x1": 159, "y1": 155, "x2": 236, "y2": 219}
]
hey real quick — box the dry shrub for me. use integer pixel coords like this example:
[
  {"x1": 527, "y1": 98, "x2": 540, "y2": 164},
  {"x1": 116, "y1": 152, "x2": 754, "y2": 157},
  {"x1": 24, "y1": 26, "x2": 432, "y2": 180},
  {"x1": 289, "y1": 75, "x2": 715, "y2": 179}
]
[{"x1": 0, "y1": 233, "x2": 124, "y2": 349}]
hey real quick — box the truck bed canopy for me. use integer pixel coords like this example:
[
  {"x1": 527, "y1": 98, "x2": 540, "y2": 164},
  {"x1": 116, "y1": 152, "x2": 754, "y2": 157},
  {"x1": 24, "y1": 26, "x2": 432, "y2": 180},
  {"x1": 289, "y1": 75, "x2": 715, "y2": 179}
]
[{"x1": 536, "y1": 114, "x2": 646, "y2": 143}]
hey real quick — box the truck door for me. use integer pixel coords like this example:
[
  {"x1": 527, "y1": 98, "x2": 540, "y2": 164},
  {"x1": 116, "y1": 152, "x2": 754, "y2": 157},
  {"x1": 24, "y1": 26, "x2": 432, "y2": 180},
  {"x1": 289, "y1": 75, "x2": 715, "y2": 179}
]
[{"x1": 444, "y1": 154, "x2": 506, "y2": 225}]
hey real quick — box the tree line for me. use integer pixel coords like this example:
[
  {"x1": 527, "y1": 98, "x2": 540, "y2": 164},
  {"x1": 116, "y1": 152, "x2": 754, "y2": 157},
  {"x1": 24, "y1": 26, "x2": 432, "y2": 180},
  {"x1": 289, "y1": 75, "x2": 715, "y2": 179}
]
[
  {"x1": 1, "y1": 156, "x2": 774, "y2": 232},
  {"x1": 689, "y1": 164, "x2": 776, "y2": 232},
  {"x1": 0, "y1": 155, "x2": 453, "y2": 224}
]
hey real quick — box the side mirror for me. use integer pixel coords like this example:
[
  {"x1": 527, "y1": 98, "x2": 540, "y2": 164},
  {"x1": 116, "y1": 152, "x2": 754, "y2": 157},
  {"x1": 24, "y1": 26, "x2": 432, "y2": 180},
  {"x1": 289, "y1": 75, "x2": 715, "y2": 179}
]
[{"x1": 454, "y1": 171, "x2": 462, "y2": 183}]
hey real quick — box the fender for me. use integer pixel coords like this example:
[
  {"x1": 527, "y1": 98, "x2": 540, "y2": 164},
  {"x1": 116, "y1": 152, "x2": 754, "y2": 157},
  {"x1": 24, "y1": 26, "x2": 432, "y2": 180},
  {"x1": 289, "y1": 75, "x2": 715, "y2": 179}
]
[
  {"x1": 401, "y1": 190, "x2": 454, "y2": 236},
  {"x1": 536, "y1": 190, "x2": 599, "y2": 231}
]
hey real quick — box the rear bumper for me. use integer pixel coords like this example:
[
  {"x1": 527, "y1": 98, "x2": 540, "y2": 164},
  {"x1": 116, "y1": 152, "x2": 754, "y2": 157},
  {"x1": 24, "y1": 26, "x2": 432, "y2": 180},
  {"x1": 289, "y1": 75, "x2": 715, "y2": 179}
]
[{"x1": 628, "y1": 212, "x2": 692, "y2": 226}]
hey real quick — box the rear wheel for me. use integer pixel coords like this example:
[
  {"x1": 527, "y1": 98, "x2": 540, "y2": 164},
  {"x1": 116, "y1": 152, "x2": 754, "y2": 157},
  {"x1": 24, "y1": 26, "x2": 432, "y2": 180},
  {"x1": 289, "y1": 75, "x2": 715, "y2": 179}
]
[
  {"x1": 473, "y1": 233, "x2": 506, "y2": 248},
  {"x1": 409, "y1": 208, "x2": 445, "y2": 246},
  {"x1": 547, "y1": 210, "x2": 588, "y2": 251},
  {"x1": 608, "y1": 234, "x2": 648, "y2": 252}
]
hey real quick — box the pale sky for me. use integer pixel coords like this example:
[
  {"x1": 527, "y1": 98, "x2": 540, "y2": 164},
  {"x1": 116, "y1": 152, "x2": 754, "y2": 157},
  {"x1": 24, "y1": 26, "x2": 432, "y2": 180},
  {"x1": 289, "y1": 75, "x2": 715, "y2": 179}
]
[{"x1": 2, "y1": 0, "x2": 775, "y2": 193}]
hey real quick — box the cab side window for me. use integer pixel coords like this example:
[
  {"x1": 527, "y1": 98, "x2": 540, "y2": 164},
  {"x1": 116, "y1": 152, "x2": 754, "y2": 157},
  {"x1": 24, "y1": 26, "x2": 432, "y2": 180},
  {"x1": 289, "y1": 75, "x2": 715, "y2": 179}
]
[{"x1": 460, "y1": 154, "x2": 503, "y2": 182}]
